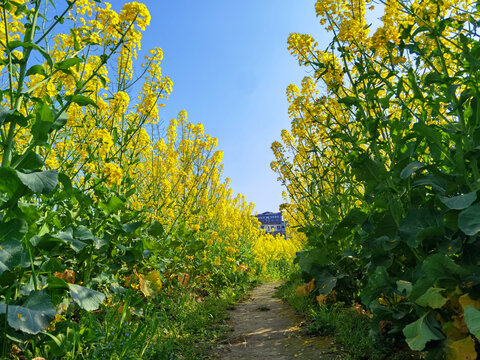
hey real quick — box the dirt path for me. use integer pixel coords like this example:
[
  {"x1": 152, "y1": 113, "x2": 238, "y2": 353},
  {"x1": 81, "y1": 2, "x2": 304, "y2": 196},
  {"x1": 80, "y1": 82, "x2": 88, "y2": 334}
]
[{"x1": 214, "y1": 282, "x2": 341, "y2": 360}]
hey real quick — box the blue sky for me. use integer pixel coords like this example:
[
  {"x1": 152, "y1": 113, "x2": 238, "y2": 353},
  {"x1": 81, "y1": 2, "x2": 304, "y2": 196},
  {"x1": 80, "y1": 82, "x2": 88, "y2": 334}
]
[{"x1": 115, "y1": 1, "x2": 330, "y2": 213}]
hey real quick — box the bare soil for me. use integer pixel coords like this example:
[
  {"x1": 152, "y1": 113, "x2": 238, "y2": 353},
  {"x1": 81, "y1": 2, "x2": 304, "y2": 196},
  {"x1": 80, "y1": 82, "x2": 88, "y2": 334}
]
[{"x1": 213, "y1": 282, "x2": 342, "y2": 360}]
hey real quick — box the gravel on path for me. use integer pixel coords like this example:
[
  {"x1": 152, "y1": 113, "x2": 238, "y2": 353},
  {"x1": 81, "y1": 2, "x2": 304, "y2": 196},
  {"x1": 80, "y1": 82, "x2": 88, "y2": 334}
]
[{"x1": 214, "y1": 282, "x2": 342, "y2": 360}]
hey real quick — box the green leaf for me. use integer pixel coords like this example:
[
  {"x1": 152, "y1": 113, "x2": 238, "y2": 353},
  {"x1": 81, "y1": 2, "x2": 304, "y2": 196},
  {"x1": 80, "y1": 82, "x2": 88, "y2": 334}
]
[
  {"x1": 399, "y1": 209, "x2": 444, "y2": 248},
  {"x1": 439, "y1": 191, "x2": 477, "y2": 210},
  {"x1": 31, "y1": 103, "x2": 54, "y2": 142},
  {"x1": 74, "y1": 226, "x2": 94, "y2": 241},
  {"x1": 422, "y1": 254, "x2": 468, "y2": 279},
  {"x1": 50, "y1": 110, "x2": 69, "y2": 132},
  {"x1": 400, "y1": 160, "x2": 426, "y2": 179},
  {"x1": 459, "y1": 203, "x2": 480, "y2": 236},
  {"x1": 397, "y1": 280, "x2": 412, "y2": 296},
  {"x1": 26, "y1": 65, "x2": 46, "y2": 77},
  {"x1": 52, "y1": 228, "x2": 87, "y2": 252},
  {"x1": 54, "y1": 56, "x2": 82, "y2": 70},
  {"x1": 338, "y1": 96, "x2": 360, "y2": 106},
  {"x1": 403, "y1": 312, "x2": 445, "y2": 351},
  {"x1": 408, "y1": 68, "x2": 424, "y2": 100},
  {"x1": 311, "y1": 268, "x2": 337, "y2": 295},
  {"x1": 412, "y1": 175, "x2": 448, "y2": 195},
  {"x1": 58, "y1": 173, "x2": 72, "y2": 195},
  {"x1": 464, "y1": 306, "x2": 480, "y2": 340},
  {"x1": 148, "y1": 221, "x2": 164, "y2": 237},
  {"x1": 361, "y1": 266, "x2": 393, "y2": 306},
  {"x1": 0, "y1": 240, "x2": 23, "y2": 275},
  {"x1": 0, "y1": 219, "x2": 27, "y2": 241},
  {"x1": 351, "y1": 154, "x2": 386, "y2": 182},
  {"x1": 7, "y1": 41, "x2": 53, "y2": 67},
  {"x1": 122, "y1": 221, "x2": 142, "y2": 233},
  {"x1": 66, "y1": 95, "x2": 99, "y2": 108},
  {"x1": 98, "y1": 196, "x2": 124, "y2": 215},
  {"x1": 69, "y1": 284, "x2": 105, "y2": 311},
  {"x1": 415, "y1": 287, "x2": 448, "y2": 309},
  {"x1": 413, "y1": 122, "x2": 443, "y2": 144},
  {"x1": 47, "y1": 274, "x2": 70, "y2": 291},
  {"x1": 424, "y1": 72, "x2": 445, "y2": 86},
  {"x1": 0, "y1": 291, "x2": 56, "y2": 334},
  {"x1": 12, "y1": 150, "x2": 44, "y2": 170},
  {"x1": 297, "y1": 248, "x2": 329, "y2": 273},
  {"x1": 16, "y1": 170, "x2": 58, "y2": 194},
  {"x1": 0, "y1": 167, "x2": 22, "y2": 197}
]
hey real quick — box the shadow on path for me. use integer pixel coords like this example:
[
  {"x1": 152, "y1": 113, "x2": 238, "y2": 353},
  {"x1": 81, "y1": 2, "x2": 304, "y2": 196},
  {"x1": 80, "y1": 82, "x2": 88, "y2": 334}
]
[{"x1": 214, "y1": 282, "x2": 342, "y2": 360}]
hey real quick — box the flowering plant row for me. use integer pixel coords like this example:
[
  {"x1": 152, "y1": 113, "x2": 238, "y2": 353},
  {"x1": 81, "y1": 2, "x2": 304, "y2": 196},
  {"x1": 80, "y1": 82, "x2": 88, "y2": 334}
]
[
  {"x1": 274, "y1": 0, "x2": 480, "y2": 357},
  {"x1": 0, "y1": 1, "x2": 297, "y2": 358}
]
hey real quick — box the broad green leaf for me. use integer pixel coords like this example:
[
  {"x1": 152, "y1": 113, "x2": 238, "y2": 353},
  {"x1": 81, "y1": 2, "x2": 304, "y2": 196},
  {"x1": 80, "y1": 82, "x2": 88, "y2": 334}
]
[
  {"x1": 7, "y1": 41, "x2": 53, "y2": 67},
  {"x1": 12, "y1": 151, "x2": 44, "y2": 170},
  {"x1": 413, "y1": 122, "x2": 442, "y2": 144},
  {"x1": 0, "y1": 167, "x2": 22, "y2": 197},
  {"x1": 19, "y1": 204, "x2": 40, "y2": 224},
  {"x1": 148, "y1": 221, "x2": 164, "y2": 237},
  {"x1": 422, "y1": 254, "x2": 468, "y2": 278},
  {"x1": 439, "y1": 191, "x2": 477, "y2": 210},
  {"x1": 66, "y1": 95, "x2": 99, "y2": 108},
  {"x1": 400, "y1": 160, "x2": 425, "y2": 179},
  {"x1": 403, "y1": 312, "x2": 445, "y2": 351},
  {"x1": 54, "y1": 56, "x2": 82, "y2": 70},
  {"x1": 351, "y1": 154, "x2": 386, "y2": 182},
  {"x1": 98, "y1": 196, "x2": 124, "y2": 215},
  {"x1": 122, "y1": 221, "x2": 142, "y2": 233},
  {"x1": 459, "y1": 203, "x2": 480, "y2": 236},
  {"x1": 424, "y1": 72, "x2": 444, "y2": 86},
  {"x1": 464, "y1": 306, "x2": 480, "y2": 340},
  {"x1": 311, "y1": 268, "x2": 337, "y2": 295},
  {"x1": 26, "y1": 64, "x2": 46, "y2": 77},
  {"x1": 31, "y1": 103, "x2": 54, "y2": 142},
  {"x1": 412, "y1": 174, "x2": 448, "y2": 194},
  {"x1": 0, "y1": 291, "x2": 56, "y2": 334},
  {"x1": 0, "y1": 218, "x2": 28, "y2": 241},
  {"x1": 47, "y1": 274, "x2": 70, "y2": 291},
  {"x1": 361, "y1": 266, "x2": 393, "y2": 306},
  {"x1": 50, "y1": 110, "x2": 69, "y2": 131},
  {"x1": 52, "y1": 228, "x2": 87, "y2": 252},
  {"x1": 297, "y1": 248, "x2": 329, "y2": 273},
  {"x1": 415, "y1": 287, "x2": 447, "y2": 309},
  {"x1": 74, "y1": 226, "x2": 94, "y2": 241},
  {"x1": 16, "y1": 170, "x2": 58, "y2": 194},
  {"x1": 69, "y1": 284, "x2": 105, "y2": 311},
  {"x1": 410, "y1": 277, "x2": 435, "y2": 302},
  {"x1": 408, "y1": 68, "x2": 424, "y2": 100},
  {"x1": 399, "y1": 209, "x2": 444, "y2": 248},
  {"x1": 58, "y1": 173, "x2": 72, "y2": 194},
  {"x1": 397, "y1": 280, "x2": 413, "y2": 296},
  {"x1": 0, "y1": 240, "x2": 23, "y2": 275},
  {"x1": 338, "y1": 96, "x2": 360, "y2": 106}
]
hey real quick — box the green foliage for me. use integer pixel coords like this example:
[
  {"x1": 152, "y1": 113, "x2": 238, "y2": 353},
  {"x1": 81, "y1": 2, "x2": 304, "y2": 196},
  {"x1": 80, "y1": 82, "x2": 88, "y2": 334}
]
[{"x1": 275, "y1": 275, "x2": 413, "y2": 360}]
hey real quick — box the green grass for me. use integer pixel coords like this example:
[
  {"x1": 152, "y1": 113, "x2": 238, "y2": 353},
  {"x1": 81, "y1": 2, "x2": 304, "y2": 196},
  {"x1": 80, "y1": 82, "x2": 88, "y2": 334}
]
[
  {"x1": 30, "y1": 278, "x2": 260, "y2": 360},
  {"x1": 147, "y1": 278, "x2": 259, "y2": 359}
]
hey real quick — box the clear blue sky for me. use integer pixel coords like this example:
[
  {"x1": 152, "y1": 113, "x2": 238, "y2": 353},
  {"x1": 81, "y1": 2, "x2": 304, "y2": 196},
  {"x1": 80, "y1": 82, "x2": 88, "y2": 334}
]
[{"x1": 115, "y1": 1, "x2": 330, "y2": 213}]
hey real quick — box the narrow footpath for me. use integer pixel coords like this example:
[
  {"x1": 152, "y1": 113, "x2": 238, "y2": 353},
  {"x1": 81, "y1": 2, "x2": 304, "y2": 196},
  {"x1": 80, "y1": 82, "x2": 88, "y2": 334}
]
[{"x1": 214, "y1": 282, "x2": 342, "y2": 360}]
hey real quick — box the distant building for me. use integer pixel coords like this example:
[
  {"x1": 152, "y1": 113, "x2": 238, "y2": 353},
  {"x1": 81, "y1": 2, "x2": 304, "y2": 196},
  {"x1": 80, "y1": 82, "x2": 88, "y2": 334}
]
[{"x1": 254, "y1": 211, "x2": 287, "y2": 237}]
